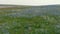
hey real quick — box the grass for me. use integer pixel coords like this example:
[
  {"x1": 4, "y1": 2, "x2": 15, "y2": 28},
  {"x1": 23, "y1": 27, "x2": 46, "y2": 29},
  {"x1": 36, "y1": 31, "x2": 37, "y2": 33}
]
[{"x1": 0, "y1": 8, "x2": 60, "y2": 34}]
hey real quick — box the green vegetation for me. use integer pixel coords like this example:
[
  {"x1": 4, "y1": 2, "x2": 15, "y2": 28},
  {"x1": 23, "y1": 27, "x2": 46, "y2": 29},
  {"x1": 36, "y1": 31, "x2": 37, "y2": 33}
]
[
  {"x1": 0, "y1": 15, "x2": 60, "y2": 34},
  {"x1": 0, "y1": 7, "x2": 60, "y2": 34}
]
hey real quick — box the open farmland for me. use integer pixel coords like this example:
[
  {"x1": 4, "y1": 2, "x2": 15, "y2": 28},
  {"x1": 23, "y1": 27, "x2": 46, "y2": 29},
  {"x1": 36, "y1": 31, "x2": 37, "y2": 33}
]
[{"x1": 0, "y1": 5, "x2": 60, "y2": 34}]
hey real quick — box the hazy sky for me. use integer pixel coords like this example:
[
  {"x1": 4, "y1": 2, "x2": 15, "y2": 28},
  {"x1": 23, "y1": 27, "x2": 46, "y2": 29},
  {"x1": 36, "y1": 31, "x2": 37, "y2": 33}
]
[{"x1": 0, "y1": 0, "x2": 60, "y2": 6}]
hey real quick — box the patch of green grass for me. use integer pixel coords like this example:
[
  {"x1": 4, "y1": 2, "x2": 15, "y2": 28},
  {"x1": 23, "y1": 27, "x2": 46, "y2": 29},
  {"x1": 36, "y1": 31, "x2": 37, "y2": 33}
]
[
  {"x1": 0, "y1": 15, "x2": 60, "y2": 34},
  {"x1": 0, "y1": 8, "x2": 60, "y2": 34}
]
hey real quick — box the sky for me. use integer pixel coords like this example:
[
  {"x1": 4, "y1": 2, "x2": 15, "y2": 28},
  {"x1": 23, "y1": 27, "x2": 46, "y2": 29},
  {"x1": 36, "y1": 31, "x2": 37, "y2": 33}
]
[{"x1": 0, "y1": 0, "x2": 60, "y2": 6}]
